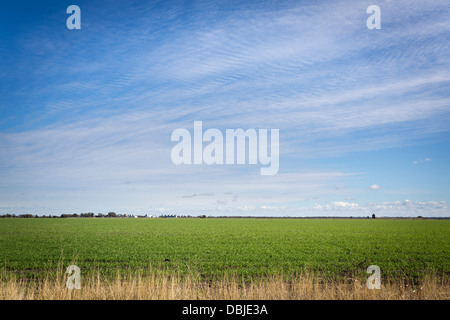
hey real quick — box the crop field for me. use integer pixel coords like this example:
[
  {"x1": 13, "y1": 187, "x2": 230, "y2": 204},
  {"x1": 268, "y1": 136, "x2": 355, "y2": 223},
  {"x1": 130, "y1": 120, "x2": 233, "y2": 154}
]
[{"x1": 0, "y1": 218, "x2": 448, "y2": 283}]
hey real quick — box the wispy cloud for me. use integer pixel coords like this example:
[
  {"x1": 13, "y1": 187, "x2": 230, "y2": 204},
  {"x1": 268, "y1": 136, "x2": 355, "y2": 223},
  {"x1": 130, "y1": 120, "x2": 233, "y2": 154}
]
[
  {"x1": 181, "y1": 192, "x2": 215, "y2": 199},
  {"x1": 413, "y1": 158, "x2": 432, "y2": 164}
]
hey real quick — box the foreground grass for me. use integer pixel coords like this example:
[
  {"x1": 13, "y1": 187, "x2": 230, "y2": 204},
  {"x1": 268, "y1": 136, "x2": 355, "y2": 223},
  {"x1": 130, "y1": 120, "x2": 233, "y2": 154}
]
[{"x1": 1, "y1": 271, "x2": 448, "y2": 300}]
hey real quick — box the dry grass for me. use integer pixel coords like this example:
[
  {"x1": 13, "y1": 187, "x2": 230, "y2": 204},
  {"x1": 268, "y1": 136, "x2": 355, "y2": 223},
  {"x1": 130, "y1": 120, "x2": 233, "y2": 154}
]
[{"x1": 0, "y1": 271, "x2": 448, "y2": 300}]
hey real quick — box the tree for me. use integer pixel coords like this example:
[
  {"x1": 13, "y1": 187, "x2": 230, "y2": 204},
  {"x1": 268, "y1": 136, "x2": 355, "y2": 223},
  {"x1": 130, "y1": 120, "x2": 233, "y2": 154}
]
[
  {"x1": 372, "y1": 214, "x2": 376, "y2": 219},
  {"x1": 107, "y1": 212, "x2": 117, "y2": 218}
]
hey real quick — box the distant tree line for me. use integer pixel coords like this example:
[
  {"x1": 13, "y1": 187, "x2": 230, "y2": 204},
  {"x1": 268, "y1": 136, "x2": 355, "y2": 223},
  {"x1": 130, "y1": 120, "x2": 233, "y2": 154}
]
[
  {"x1": 0, "y1": 212, "x2": 195, "y2": 218},
  {"x1": 0, "y1": 212, "x2": 123, "y2": 218}
]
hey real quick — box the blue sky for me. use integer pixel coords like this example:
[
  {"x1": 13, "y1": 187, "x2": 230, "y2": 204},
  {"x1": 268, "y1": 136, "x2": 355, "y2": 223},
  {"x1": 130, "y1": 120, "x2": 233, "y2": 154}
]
[{"x1": 0, "y1": 0, "x2": 449, "y2": 216}]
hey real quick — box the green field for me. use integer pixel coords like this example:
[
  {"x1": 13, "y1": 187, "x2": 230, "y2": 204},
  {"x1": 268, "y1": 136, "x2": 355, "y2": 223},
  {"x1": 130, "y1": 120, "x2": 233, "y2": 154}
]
[{"x1": 0, "y1": 218, "x2": 448, "y2": 281}]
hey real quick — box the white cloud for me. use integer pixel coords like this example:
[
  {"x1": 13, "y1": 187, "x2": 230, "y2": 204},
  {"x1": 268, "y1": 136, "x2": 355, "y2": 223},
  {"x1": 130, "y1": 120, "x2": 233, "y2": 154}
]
[
  {"x1": 369, "y1": 185, "x2": 381, "y2": 190},
  {"x1": 413, "y1": 158, "x2": 432, "y2": 164},
  {"x1": 331, "y1": 201, "x2": 358, "y2": 208}
]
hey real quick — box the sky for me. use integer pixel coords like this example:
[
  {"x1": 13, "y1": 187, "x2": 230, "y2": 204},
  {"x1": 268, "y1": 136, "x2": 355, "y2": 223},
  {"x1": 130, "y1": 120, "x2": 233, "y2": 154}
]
[{"x1": 0, "y1": 0, "x2": 449, "y2": 217}]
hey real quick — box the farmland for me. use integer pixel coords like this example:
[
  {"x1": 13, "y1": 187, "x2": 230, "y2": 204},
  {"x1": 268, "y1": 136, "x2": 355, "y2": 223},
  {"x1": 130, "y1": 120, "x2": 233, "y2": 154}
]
[{"x1": 0, "y1": 218, "x2": 448, "y2": 283}]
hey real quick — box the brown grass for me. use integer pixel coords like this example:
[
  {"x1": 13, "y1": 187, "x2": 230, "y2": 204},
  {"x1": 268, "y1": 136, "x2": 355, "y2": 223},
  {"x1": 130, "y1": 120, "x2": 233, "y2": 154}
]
[{"x1": 0, "y1": 272, "x2": 448, "y2": 300}]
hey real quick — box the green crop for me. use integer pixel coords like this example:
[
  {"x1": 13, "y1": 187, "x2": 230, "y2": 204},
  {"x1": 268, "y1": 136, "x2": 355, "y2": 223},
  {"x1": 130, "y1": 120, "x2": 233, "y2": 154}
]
[{"x1": 0, "y1": 218, "x2": 448, "y2": 281}]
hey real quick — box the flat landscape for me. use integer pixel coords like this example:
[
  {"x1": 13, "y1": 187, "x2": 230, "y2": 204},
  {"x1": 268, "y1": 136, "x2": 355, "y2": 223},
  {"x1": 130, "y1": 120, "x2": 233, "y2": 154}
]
[
  {"x1": 1, "y1": 218, "x2": 448, "y2": 299},
  {"x1": 1, "y1": 218, "x2": 448, "y2": 281}
]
